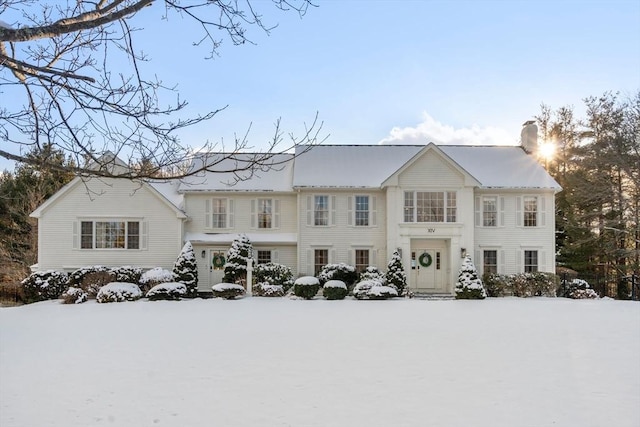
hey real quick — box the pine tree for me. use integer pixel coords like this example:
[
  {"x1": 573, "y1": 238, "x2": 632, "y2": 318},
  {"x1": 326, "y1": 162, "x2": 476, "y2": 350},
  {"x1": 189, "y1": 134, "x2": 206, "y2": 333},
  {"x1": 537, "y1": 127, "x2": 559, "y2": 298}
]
[
  {"x1": 385, "y1": 250, "x2": 407, "y2": 296},
  {"x1": 173, "y1": 241, "x2": 198, "y2": 297},
  {"x1": 223, "y1": 234, "x2": 254, "y2": 285},
  {"x1": 455, "y1": 256, "x2": 486, "y2": 299}
]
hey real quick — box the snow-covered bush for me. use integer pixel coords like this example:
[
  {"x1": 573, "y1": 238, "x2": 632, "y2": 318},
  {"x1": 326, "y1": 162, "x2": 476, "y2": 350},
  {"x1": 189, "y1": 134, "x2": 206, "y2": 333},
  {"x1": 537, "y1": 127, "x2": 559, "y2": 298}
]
[
  {"x1": 253, "y1": 262, "x2": 294, "y2": 292},
  {"x1": 359, "y1": 266, "x2": 386, "y2": 285},
  {"x1": 293, "y1": 276, "x2": 320, "y2": 299},
  {"x1": 385, "y1": 250, "x2": 407, "y2": 296},
  {"x1": 322, "y1": 280, "x2": 348, "y2": 300},
  {"x1": 253, "y1": 282, "x2": 285, "y2": 297},
  {"x1": 139, "y1": 267, "x2": 174, "y2": 293},
  {"x1": 68, "y1": 266, "x2": 114, "y2": 297},
  {"x1": 173, "y1": 242, "x2": 198, "y2": 297},
  {"x1": 482, "y1": 273, "x2": 510, "y2": 297},
  {"x1": 559, "y1": 278, "x2": 599, "y2": 299},
  {"x1": 212, "y1": 283, "x2": 245, "y2": 299},
  {"x1": 511, "y1": 272, "x2": 557, "y2": 297},
  {"x1": 455, "y1": 256, "x2": 486, "y2": 300},
  {"x1": 353, "y1": 280, "x2": 397, "y2": 300},
  {"x1": 146, "y1": 282, "x2": 187, "y2": 301},
  {"x1": 96, "y1": 282, "x2": 142, "y2": 303},
  {"x1": 223, "y1": 234, "x2": 253, "y2": 284},
  {"x1": 317, "y1": 263, "x2": 358, "y2": 287},
  {"x1": 61, "y1": 287, "x2": 88, "y2": 304},
  {"x1": 21, "y1": 270, "x2": 68, "y2": 303},
  {"x1": 111, "y1": 266, "x2": 143, "y2": 284}
]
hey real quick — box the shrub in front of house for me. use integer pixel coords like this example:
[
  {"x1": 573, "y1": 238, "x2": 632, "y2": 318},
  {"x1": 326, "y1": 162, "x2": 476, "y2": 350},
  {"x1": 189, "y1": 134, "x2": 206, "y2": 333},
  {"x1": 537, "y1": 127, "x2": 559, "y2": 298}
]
[
  {"x1": 359, "y1": 266, "x2": 386, "y2": 285},
  {"x1": 111, "y1": 266, "x2": 143, "y2": 284},
  {"x1": 511, "y1": 272, "x2": 557, "y2": 297},
  {"x1": 386, "y1": 250, "x2": 407, "y2": 297},
  {"x1": 455, "y1": 256, "x2": 486, "y2": 300},
  {"x1": 146, "y1": 282, "x2": 187, "y2": 301},
  {"x1": 138, "y1": 267, "x2": 174, "y2": 294},
  {"x1": 223, "y1": 234, "x2": 253, "y2": 284},
  {"x1": 293, "y1": 276, "x2": 320, "y2": 299},
  {"x1": 173, "y1": 242, "x2": 198, "y2": 298},
  {"x1": 317, "y1": 263, "x2": 358, "y2": 288},
  {"x1": 353, "y1": 279, "x2": 397, "y2": 300},
  {"x1": 253, "y1": 282, "x2": 285, "y2": 297},
  {"x1": 61, "y1": 286, "x2": 88, "y2": 304},
  {"x1": 482, "y1": 273, "x2": 510, "y2": 297},
  {"x1": 322, "y1": 280, "x2": 348, "y2": 300},
  {"x1": 253, "y1": 262, "x2": 294, "y2": 292},
  {"x1": 21, "y1": 270, "x2": 68, "y2": 303},
  {"x1": 96, "y1": 282, "x2": 142, "y2": 303},
  {"x1": 69, "y1": 266, "x2": 115, "y2": 297},
  {"x1": 211, "y1": 283, "x2": 245, "y2": 299}
]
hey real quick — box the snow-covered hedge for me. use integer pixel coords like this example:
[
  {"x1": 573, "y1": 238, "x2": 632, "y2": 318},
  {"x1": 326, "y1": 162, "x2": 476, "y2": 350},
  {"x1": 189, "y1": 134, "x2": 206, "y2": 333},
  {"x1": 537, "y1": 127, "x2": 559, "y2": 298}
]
[
  {"x1": 111, "y1": 266, "x2": 143, "y2": 284},
  {"x1": 61, "y1": 287, "x2": 88, "y2": 304},
  {"x1": 317, "y1": 263, "x2": 358, "y2": 287},
  {"x1": 212, "y1": 283, "x2": 245, "y2": 299},
  {"x1": 293, "y1": 276, "x2": 320, "y2": 299},
  {"x1": 146, "y1": 282, "x2": 187, "y2": 301},
  {"x1": 253, "y1": 282, "x2": 285, "y2": 297},
  {"x1": 559, "y1": 278, "x2": 599, "y2": 299},
  {"x1": 68, "y1": 266, "x2": 115, "y2": 297},
  {"x1": 254, "y1": 262, "x2": 294, "y2": 292},
  {"x1": 96, "y1": 282, "x2": 142, "y2": 303},
  {"x1": 359, "y1": 266, "x2": 386, "y2": 285},
  {"x1": 21, "y1": 270, "x2": 68, "y2": 303},
  {"x1": 483, "y1": 272, "x2": 558, "y2": 298},
  {"x1": 455, "y1": 256, "x2": 486, "y2": 300},
  {"x1": 139, "y1": 267, "x2": 174, "y2": 293},
  {"x1": 353, "y1": 280, "x2": 397, "y2": 300},
  {"x1": 322, "y1": 280, "x2": 348, "y2": 300}
]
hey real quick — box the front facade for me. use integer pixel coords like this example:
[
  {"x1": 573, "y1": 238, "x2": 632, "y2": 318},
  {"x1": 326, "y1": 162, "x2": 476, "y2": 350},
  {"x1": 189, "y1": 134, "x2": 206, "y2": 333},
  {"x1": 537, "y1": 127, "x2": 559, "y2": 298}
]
[{"x1": 31, "y1": 144, "x2": 561, "y2": 295}]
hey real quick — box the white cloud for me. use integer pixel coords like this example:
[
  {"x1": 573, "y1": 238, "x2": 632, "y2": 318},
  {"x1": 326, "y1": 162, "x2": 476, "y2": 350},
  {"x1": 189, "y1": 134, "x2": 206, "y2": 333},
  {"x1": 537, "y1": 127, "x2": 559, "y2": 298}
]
[{"x1": 379, "y1": 112, "x2": 517, "y2": 146}]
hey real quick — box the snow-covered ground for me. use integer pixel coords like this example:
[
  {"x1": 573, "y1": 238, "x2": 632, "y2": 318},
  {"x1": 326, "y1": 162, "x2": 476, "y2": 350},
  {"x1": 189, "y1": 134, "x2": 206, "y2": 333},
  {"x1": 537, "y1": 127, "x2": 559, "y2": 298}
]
[{"x1": 1, "y1": 297, "x2": 638, "y2": 427}]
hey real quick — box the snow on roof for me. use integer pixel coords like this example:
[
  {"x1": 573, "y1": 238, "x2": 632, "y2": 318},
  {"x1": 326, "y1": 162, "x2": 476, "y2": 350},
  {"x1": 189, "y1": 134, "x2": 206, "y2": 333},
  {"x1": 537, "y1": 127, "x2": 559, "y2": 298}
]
[
  {"x1": 293, "y1": 144, "x2": 561, "y2": 190},
  {"x1": 293, "y1": 145, "x2": 423, "y2": 188},
  {"x1": 149, "y1": 180, "x2": 184, "y2": 210},
  {"x1": 178, "y1": 153, "x2": 295, "y2": 192},
  {"x1": 439, "y1": 145, "x2": 561, "y2": 189},
  {"x1": 185, "y1": 232, "x2": 298, "y2": 245}
]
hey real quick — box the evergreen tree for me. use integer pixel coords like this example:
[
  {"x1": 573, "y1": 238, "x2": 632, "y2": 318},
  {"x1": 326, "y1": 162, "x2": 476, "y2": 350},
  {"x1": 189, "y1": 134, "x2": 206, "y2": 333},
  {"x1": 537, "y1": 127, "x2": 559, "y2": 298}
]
[
  {"x1": 173, "y1": 241, "x2": 198, "y2": 297},
  {"x1": 223, "y1": 234, "x2": 254, "y2": 285},
  {"x1": 455, "y1": 256, "x2": 486, "y2": 299},
  {"x1": 385, "y1": 250, "x2": 407, "y2": 296}
]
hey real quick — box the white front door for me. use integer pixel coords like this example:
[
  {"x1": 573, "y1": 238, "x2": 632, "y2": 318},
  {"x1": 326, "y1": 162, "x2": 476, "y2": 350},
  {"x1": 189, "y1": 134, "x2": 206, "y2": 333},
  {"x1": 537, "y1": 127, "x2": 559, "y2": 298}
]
[
  {"x1": 209, "y1": 249, "x2": 226, "y2": 286},
  {"x1": 411, "y1": 246, "x2": 447, "y2": 292}
]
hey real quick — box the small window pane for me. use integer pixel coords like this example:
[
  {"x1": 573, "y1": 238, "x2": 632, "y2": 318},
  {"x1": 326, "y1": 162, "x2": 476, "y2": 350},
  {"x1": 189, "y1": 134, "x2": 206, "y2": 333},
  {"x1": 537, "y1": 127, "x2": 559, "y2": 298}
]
[
  {"x1": 404, "y1": 192, "x2": 414, "y2": 222},
  {"x1": 127, "y1": 221, "x2": 140, "y2": 250},
  {"x1": 80, "y1": 221, "x2": 93, "y2": 249},
  {"x1": 257, "y1": 250, "x2": 271, "y2": 264}
]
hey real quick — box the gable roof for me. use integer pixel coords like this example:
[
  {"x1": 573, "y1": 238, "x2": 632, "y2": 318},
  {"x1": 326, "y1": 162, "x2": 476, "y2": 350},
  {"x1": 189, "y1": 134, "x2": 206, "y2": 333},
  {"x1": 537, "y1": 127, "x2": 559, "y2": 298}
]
[
  {"x1": 178, "y1": 153, "x2": 295, "y2": 192},
  {"x1": 293, "y1": 144, "x2": 561, "y2": 190}
]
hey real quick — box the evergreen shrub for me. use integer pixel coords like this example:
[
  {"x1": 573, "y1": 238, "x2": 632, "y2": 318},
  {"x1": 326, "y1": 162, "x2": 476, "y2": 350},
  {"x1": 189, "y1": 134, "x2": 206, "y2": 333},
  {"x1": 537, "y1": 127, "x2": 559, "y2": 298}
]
[
  {"x1": 455, "y1": 256, "x2": 486, "y2": 299},
  {"x1": 21, "y1": 270, "x2": 68, "y2": 303},
  {"x1": 359, "y1": 266, "x2": 386, "y2": 284},
  {"x1": 253, "y1": 282, "x2": 285, "y2": 297},
  {"x1": 111, "y1": 266, "x2": 143, "y2": 284},
  {"x1": 318, "y1": 263, "x2": 358, "y2": 288},
  {"x1": 322, "y1": 280, "x2": 348, "y2": 300},
  {"x1": 254, "y1": 262, "x2": 294, "y2": 292},
  {"x1": 385, "y1": 250, "x2": 407, "y2": 297},
  {"x1": 61, "y1": 286, "x2": 88, "y2": 304},
  {"x1": 96, "y1": 282, "x2": 142, "y2": 303},
  {"x1": 146, "y1": 282, "x2": 187, "y2": 301},
  {"x1": 293, "y1": 276, "x2": 320, "y2": 299},
  {"x1": 223, "y1": 234, "x2": 253, "y2": 284},
  {"x1": 139, "y1": 267, "x2": 174, "y2": 293},
  {"x1": 353, "y1": 280, "x2": 397, "y2": 300},
  {"x1": 212, "y1": 283, "x2": 245, "y2": 299},
  {"x1": 68, "y1": 266, "x2": 115, "y2": 297},
  {"x1": 173, "y1": 242, "x2": 198, "y2": 297}
]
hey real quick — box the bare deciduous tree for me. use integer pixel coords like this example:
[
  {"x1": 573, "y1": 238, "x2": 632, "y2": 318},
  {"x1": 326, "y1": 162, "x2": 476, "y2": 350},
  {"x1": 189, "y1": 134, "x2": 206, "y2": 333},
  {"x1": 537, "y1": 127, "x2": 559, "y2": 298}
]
[{"x1": 0, "y1": 0, "x2": 323, "y2": 179}]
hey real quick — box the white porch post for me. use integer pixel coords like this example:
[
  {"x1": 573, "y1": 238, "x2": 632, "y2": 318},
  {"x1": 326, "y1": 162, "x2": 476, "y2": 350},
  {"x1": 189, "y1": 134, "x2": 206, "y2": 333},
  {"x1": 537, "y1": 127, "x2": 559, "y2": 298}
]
[{"x1": 246, "y1": 258, "x2": 253, "y2": 296}]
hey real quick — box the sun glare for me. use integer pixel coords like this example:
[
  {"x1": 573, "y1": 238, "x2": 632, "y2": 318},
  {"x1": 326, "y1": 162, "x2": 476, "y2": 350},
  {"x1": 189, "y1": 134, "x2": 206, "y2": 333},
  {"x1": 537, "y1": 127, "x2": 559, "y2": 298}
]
[{"x1": 538, "y1": 142, "x2": 556, "y2": 161}]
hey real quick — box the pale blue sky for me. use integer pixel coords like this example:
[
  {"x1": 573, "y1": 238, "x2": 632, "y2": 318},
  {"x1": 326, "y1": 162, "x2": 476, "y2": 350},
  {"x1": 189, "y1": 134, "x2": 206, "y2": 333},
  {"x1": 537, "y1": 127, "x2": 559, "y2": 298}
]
[{"x1": 2, "y1": 0, "x2": 639, "y2": 170}]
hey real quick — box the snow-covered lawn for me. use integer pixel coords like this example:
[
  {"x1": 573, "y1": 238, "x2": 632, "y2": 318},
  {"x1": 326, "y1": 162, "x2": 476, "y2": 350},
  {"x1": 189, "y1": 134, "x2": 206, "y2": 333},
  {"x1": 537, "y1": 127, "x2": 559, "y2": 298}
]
[{"x1": 1, "y1": 298, "x2": 638, "y2": 427}]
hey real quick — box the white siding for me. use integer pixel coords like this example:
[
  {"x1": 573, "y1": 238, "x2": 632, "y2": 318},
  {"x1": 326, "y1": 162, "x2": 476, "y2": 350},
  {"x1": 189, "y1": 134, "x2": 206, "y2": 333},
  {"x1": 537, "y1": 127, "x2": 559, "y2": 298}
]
[
  {"x1": 398, "y1": 150, "x2": 465, "y2": 188},
  {"x1": 37, "y1": 178, "x2": 183, "y2": 271}
]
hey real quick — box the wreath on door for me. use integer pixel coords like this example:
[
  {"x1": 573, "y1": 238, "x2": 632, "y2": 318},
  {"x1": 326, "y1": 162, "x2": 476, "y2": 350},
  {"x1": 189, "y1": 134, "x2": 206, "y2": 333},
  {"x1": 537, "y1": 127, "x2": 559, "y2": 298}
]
[
  {"x1": 212, "y1": 254, "x2": 226, "y2": 269},
  {"x1": 419, "y1": 252, "x2": 432, "y2": 268}
]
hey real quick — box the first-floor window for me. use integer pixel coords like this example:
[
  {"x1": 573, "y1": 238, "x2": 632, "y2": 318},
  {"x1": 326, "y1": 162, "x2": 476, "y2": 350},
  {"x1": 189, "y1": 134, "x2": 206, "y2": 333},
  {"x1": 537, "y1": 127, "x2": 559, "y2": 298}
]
[
  {"x1": 257, "y1": 250, "x2": 272, "y2": 264},
  {"x1": 81, "y1": 220, "x2": 140, "y2": 249},
  {"x1": 355, "y1": 249, "x2": 369, "y2": 273},
  {"x1": 524, "y1": 250, "x2": 538, "y2": 273},
  {"x1": 314, "y1": 249, "x2": 328, "y2": 276},
  {"x1": 483, "y1": 250, "x2": 497, "y2": 275}
]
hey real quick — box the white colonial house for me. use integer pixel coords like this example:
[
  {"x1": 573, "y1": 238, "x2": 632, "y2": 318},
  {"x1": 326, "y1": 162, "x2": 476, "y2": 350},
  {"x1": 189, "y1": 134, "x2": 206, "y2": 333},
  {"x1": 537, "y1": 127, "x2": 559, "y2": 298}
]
[{"x1": 30, "y1": 142, "x2": 561, "y2": 295}]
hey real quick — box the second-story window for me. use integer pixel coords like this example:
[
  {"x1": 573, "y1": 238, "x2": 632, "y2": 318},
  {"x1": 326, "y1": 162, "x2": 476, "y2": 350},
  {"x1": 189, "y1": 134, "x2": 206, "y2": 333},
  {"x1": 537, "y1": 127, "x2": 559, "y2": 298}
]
[
  {"x1": 355, "y1": 196, "x2": 369, "y2": 226},
  {"x1": 483, "y1": 197, "x2": 497, "y2": 227},
  {"x1": 524, "y1": 196, "x2": 538, "y2": 227},
  {"x1": 314, "y1": 195, "x2": 329, "y2": 226},
  {"x1": 258, "y1": 199, "x2": 272, "y2": 229},
  {"x1": 212, "y1": 198, "x2": 227, "y2": 228},
  {"x1": 404, "y1": 191, "x2": 457, "y2": 223}
]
